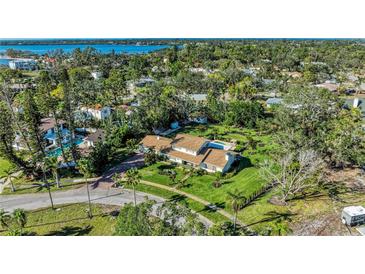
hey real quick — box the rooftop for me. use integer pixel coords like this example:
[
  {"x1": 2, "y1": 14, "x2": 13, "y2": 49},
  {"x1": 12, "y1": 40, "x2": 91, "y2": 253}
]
[
  {"x1": 266, "y1": 98, "x2": 283, "y2": 105},
  {"x1": 190, "y1": 93, "x2": 208, "y2": 102},
  {"x1": 140, "y1": 135, "x2": 172, "y2": 152},
  {"x1": 85, "y1": 129, "x2": 106, "y2": 143},
  {"x1": 343, "y1": 206, "x2": 365, "y2": 217},
  {"x1": 315, "y1": 83, "x2": 339, "y2": 92},
  {"x1": 40, "y1": 118, "x2": 65, "y2": 132},
  {"x1": 172, "y1": 134, "x2": 208, "y2": 152}
]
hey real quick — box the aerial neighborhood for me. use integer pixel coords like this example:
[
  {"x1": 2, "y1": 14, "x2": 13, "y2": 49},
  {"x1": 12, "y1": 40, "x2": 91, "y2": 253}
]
[{"x1": 0, "y1": 39, "x2": 365, "y2": 236}]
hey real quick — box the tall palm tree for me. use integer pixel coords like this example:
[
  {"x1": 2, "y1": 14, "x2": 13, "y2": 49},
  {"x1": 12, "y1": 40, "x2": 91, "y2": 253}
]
[
  {"x1": 12, "y1": 208, "x2": 27, "y2": 229},
  {"x1": 227, "y1": 189, "x2": 247, "y2": 232},
  {"x1": 45, "y1": 156, "x2": 61, "y2": 188},
  {"x1": 40, "y1": 161, "x2": 55, "y2": 210},
  {"x1": 77, "y1": 159, "x2": 94, "y2": 219},
  {"x1": 1, "y1": 168, "x2": 18, "y2": 192},
  {"x1": 168, "y1": 170, "x2": 177, "y2": 185},
  {"x1": 124, "y1": 168, "x2": 141, "y2": 206}
]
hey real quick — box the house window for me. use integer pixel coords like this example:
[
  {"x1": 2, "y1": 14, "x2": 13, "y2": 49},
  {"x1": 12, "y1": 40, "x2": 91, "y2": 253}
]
[{"x1": 212, "y1": 166, "x2": 216, "y2": 171}]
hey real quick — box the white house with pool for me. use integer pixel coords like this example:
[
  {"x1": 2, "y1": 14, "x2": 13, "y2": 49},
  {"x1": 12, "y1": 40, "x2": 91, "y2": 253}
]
[
  {"x1": 140, "y1": 134, "x2": 237, "y2": 173},
  {"x1": 13, "y1": 118, "x2": 85, "y2": 157}
]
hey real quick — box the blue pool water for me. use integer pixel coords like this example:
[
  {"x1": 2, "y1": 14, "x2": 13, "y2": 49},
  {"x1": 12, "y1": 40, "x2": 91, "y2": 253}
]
[
  {"x1": 47, "y1": 139, "x2": 84, "y2": 157},
  {"x1": 208, "y1": 142, "x2": 225, "y2": 150},
  {"x1": 0, "y1": 44, "x2": 170, "y2": 55}
]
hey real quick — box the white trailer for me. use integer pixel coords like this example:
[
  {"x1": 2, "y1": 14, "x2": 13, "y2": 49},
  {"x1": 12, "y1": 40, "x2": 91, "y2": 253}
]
[{"x1": 341, "y1": 206, "x2": 365, "y2": 226}]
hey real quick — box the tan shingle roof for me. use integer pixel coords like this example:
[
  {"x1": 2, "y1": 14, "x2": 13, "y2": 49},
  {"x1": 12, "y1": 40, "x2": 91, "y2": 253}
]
[
  {"x1": 171, "y1": 134, "x2": 208, "y2": 152},
  {"x1": 167, "y1": 147, "x2": 230, "y2": 168},
  {"x1": 166, "y1": 149, "x2": 206, "y2": 165},
  {"x1": 140, "y1": 135, "x2": 172, "y2": 152},
  {"x1": 39, "y1": 118, "x2": 65, "y2": 132},
  {"x1": 85, "y1": 129, "x2": 105, "y2": 143},
  {"x1": 202, "y1": 148, "x2": 229, "y2": 168}
]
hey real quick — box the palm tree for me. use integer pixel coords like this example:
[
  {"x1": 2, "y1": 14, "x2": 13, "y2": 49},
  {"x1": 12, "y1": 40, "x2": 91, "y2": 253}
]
[
  {"x1": 213, "y1": 172, "x2": 223, "y2": 188},
  {"x1": 168, "y1": 170, "x2": 177, "y2": 185},
  {"x1": 1, "y1": 168, "x2": 18, "y2": 192},
  {"x1": 12, "y1": 208, "x2": 27, "y2": 229},
  {"x1": 77, "y1": 159, "x2": 94, "y2": 219},
  {"x1": 175, "y1": 177, "x2": 188, "y2": 189},
  {"x1": 0, "y1": 209, "x2": 9, "y2": 229},
  {"x1": 39, "y1": 161, "x2": 55, "y2": 210},
  {"x1": 124, "y1": 168, "x2": 141, "y2": 206},
  {"x1": 45, "y1": 156, "x2": 61, "y2": 188},
  {"x1": 227, "y1": 189, "x2": 247, "y2": 232}
]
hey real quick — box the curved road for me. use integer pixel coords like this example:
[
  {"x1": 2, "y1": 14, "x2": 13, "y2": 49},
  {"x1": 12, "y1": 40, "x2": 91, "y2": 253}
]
[{"x1": 0, "y1": 186, "x2": 213, "y2": 227}]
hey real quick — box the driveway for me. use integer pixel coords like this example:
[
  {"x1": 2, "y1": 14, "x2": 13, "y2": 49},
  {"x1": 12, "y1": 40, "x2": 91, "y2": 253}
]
[{"x1": 93, "y1": 153, "x2": 145, "y2": 188}]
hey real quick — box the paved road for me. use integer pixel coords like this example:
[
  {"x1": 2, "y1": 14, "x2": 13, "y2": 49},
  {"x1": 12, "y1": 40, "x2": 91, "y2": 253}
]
[
  {"x1": 0, "y1": 186, "x2": 213, "y2": 227},
  {"x1": 0, "y1": 186, "x2": 163, "y2": 212}
]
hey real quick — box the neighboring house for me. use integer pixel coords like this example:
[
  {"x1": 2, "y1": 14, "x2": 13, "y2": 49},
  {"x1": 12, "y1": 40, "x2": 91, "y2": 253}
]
[
  {"x1": 91, "y1": 71, "x2": 103, "y2": 79},
  {"x1": 266, "y1": 97, "x2": 283, "y2": 108},
  {"x1": 315, "y1": 82, "x2": 339, "y2": 92},
  {"x1": 9, "y1": 59, "x2": 37, "y2": 70},
  {"x1": 13, "y1": 134, "x2": 27, "y2": 151},
  {"x1": 40, "y1": 118, "x2": 70, "y2": 149},
  {"x1": 127, "y1": 77, "x2": 155, "y2": 91},
  {"x1": 84, "y1": 129, "x2": 105, "y2": 148},
  {"x1": 80, "y1": 105, "x2": 111, "y2": 120},
  {"x1": 140, "y1": 134, "x2": 236, "y2": 173},
  {"x1": 13, "y1": 117, "x2": 69, "y2": 151},
  {"x1": 190, "y1": 116, "x2": 208, "y2": 124},
  {"x1": 189, "y1": 68, "x2": 212, "y2": 75},
  {"x1": 189, "y1": 93, "x2": 208, "y2": 103}
]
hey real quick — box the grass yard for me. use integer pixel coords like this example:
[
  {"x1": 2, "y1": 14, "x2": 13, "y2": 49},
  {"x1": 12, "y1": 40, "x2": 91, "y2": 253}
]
[
  {"x1": 1, "y1": 176, "x2": 86, "y2": 195},
  {"x1": 133, "y1": 183, "x2": 229, "y2": 223},
  {"x1": 0, "y1": 203, "x2": 118, "y2": 236},
  {"x1": 137, "y1": 123, "x2": 365, "y2": 235},
  {"x1": 237, "y1": 189, "x2": 365, "y2": 235},
  {"x1": 139, "y1": 161, "x2": 266, "y2": 213},
  {"x1": 138, "y1": 124, "x2": 278, "y2": 230},
  {"x1": 0, "y1": 157, "x2": 13, "y2": 178}
]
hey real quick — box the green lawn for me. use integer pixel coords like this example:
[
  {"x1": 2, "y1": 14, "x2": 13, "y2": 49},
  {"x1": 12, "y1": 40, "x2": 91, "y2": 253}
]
[
  {"x1": 133, "y1": 183, "x2": 229, "y2": 224},
  {"x1": 137, "y1": 124, "x2": 279, "y2": 231},
  {"x1": 137, "y1": 124, "x2": 365, "y2": 235},
  {"x1": 1, "y1": 176, "x2": 86, "y2": 195},
  {"x1": 0, "y1": 157, "x2": 13, "y2": 178},
  {"x1": 0, "y1": 203, "x2": 118, "y2": 236}
]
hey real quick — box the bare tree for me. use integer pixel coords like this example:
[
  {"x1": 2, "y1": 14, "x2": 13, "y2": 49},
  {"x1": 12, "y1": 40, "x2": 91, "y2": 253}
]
[{"x1": 260, "y1": 150, "x2": 324, "y2": 203}]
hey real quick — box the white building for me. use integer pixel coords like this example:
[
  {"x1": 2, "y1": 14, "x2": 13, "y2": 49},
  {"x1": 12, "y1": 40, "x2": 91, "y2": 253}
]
[
  {"x1": 80, "y1": 106, "x2": 111, "y2": 120},
  {"x1": 91, "y1": 71, "x2": 103, "y2": 80},
  {"x1": 9, "y1": 59, "x2": 37, "y2": 70}
]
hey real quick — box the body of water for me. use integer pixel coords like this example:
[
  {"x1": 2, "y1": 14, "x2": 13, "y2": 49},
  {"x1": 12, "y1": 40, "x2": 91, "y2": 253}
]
[
  {"x1": 0, "y1": 44, "x2": 169, "y2": 55},
  {"x1": 0, "y1": 43, "x2": 170, "y2": 66}
]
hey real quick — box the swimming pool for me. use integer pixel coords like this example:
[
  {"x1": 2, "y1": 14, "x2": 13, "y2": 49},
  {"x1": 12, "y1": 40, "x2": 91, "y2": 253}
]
[
  {"x1": 47, "y1": 138, "x2": 84, "y2": 157},
  {"x1": 208, "y1": 141, "x2": 233, "y2": 151}
]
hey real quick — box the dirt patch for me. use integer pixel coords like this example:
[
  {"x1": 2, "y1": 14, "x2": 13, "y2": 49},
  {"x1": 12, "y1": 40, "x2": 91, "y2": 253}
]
[
  {"x1": 291, "y1": 212, "x2": 356, "y2": 236},
  {"x1": 325, "y1": 167, "x2": 365, "y2": 191}
]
